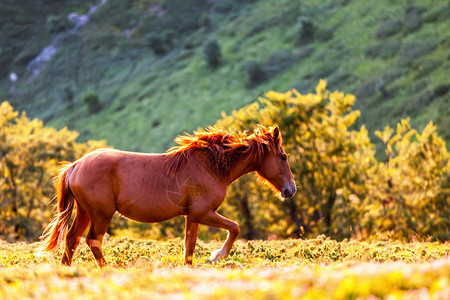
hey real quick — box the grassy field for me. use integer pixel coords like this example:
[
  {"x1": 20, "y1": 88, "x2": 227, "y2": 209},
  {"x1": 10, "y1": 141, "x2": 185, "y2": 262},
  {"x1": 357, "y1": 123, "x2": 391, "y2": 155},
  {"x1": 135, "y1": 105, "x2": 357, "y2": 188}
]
[{"x1": 1, "y1": 236, "x2": 449, "y2": 299}]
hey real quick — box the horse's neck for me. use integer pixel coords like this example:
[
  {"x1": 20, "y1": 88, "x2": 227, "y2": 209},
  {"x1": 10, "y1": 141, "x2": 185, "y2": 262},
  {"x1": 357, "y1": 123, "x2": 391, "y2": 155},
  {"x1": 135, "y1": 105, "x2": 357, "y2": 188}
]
[
  {"x1": 191, "y1": 151, "x2": 258, "y2": 185},
  {"x1": 226, "y1": 154, "x2": 258, "y2": 185}
]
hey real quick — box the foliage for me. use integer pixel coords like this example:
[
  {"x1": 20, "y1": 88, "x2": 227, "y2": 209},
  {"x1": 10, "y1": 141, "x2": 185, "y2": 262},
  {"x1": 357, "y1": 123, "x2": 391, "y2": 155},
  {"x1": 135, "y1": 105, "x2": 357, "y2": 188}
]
[
  {"x1": 0, "y1": 237, "x2": 449, "y2": 299},
  {"x1": 245, "y1": 61, "x2": 267, "y2": 86},
  {"x1": 82, "y1": 90, "x2": 101, "y2": 113},
  {"x1": 0, "y1": 102, "x2": 107, "y2": 241},
  {"x1": 203, "y1": 39, "x2": 221, "y2": 67},
  {"x1": 216, "y1": 81, "x2": 449, "y2": 241},
  {"x1": 366, "y1": 119, "x2": 450, "y2": 240},
  {"x1": 216, "y1": 81, "x2": 374, "y2": 239},
  {"x1": 145, "y1": 31, "x2": 175, "y2": 56},
  {"x1": 297, "y1": 17, "x2": 315, "y2": 42}
]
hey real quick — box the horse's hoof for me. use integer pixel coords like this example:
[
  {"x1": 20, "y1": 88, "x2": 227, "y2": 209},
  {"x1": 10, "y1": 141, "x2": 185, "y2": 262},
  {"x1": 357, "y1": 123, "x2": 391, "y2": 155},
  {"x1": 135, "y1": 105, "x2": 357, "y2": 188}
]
[{"x1": 209, "y1": 249, "x2": 226, "y2": 262}]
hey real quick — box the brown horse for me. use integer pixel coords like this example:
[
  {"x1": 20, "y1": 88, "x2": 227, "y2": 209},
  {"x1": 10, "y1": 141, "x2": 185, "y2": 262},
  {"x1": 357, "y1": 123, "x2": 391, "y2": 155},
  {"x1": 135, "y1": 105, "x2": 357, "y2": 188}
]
[{"x1": 35, "y1": 126, "x2": 296, "y2": 267}]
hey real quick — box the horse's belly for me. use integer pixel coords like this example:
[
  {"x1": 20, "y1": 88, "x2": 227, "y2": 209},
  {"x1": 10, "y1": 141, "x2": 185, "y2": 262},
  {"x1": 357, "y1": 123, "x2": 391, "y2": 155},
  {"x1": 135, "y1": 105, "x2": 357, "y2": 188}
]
[
  {"x1": 116, "y1": 196, "x2": 184, "y2": 223},
  {"x1": 115, "y1": 171, "x2": 200, "y2": 222}
]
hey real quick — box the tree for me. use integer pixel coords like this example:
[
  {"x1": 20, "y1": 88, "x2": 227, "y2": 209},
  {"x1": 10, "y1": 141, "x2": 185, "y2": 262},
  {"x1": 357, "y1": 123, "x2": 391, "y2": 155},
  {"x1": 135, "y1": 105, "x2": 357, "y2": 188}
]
[
  {"x1": 83, "y1": 90, "x2": 101, "y2": 113},
  {"x1": 216, "y1": 81, "x2": 449, "y2": 241},
  {"x1": 297, "y1": 17, "x2": 315, "y2": 42},
  {"x1": 145, "y1": 31, "x2": 175, "y2": 56},
  {"x1": 245, "y1": 61, "x2": 267, "y2": 86},
  {"x1": 203, "y1": 40, "x2": 221, "y2": 67},
  {"x1": 364, "y1": 119, "x2": 450, "y2": 240},
  {"x1": 216, "y1": 80, "x2": 376, "y2": 239},
  {"x1": 0, "y1": 101, "x2": 107, "y2": 240}
]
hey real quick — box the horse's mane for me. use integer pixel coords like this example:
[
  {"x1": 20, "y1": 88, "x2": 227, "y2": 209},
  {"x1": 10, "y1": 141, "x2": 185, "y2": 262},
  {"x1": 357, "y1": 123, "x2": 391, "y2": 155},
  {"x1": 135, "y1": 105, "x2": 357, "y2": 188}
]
[{"x1": 165, "y1": 126, "x2": 280, "y2": 178}]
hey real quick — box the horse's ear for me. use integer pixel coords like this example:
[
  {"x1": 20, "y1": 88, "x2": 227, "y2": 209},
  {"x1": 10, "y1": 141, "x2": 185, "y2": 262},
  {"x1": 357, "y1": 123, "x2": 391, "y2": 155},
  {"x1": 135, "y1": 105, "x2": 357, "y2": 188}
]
[{"x1": 272, "y1": 126, "x2": 281, "y2": 147}]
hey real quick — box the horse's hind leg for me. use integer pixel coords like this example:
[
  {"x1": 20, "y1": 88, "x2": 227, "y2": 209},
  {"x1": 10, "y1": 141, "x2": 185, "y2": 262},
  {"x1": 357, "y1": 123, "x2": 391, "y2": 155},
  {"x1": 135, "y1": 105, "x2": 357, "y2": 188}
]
[
  {"x1": 61, "y1": 204, "x2": 90, "y2": 266},
  {"x1": 86, "y1": 212, "x2": 113, "y2": 268},
  {"x1": 184, "y1": 215, "x2": 199, "y2": 265}
]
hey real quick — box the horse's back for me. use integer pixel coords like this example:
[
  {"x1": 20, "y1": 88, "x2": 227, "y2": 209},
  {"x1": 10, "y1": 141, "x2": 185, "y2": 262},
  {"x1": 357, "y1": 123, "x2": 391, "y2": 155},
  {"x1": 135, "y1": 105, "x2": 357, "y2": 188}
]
[
  {"x1": 72, "y1": 148, "x2": 128, "y2": 181},
  {"x1": 70, "y1": 148, "x2": 167, "y2": 187},
  {"x1": 68, "y1": 148, "x2": 179, "y2": 221}
]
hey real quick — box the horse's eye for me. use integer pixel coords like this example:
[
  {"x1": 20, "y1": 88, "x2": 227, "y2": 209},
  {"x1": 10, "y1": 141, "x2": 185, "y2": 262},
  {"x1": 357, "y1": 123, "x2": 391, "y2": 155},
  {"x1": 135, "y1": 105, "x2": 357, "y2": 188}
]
[{"x1": 281, "y1": 155, "x2": 287, "y2": 162}]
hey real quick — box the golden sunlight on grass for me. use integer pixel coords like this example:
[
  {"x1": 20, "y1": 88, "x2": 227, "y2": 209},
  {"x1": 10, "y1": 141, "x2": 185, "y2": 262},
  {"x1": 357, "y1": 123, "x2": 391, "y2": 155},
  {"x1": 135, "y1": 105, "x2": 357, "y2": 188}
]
[{"x1": 1, "y1": 237, "x2": 448, "y2": 299}]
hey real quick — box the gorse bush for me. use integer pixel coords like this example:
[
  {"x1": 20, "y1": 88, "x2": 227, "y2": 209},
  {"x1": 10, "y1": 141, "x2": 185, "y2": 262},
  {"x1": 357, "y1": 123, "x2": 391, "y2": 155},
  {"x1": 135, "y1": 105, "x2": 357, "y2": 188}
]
[
  {"x1": 216, "y1": 81, "x2": 449, "y2": 241},
  {"x1": 0, "y1": 102, "x2": 107, "y2": 241},
  {"x1": 366, "y1": 120, "x2": 450, "y2": 240},
  {"x1": 217, "y1": 80, "x2": 376, "y2": 239}
]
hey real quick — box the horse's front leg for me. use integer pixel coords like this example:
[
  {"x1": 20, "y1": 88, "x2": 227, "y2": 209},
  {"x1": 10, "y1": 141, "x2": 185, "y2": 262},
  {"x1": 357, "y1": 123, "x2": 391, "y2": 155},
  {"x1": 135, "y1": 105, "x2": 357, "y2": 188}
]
[
  {"x1": 195, "y1": 210, "x2": 240, "y2": 263},
  {"x1": 184, "y1": 215, "x2": 199, "y2": 265}
]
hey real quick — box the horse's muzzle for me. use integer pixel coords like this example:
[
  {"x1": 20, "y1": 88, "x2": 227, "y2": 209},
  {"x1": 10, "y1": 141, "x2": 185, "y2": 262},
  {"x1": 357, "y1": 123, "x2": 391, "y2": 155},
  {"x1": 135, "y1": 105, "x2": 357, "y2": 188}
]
[{"x1": 281, "y1": 183, "x2": 297, "y2": 199}]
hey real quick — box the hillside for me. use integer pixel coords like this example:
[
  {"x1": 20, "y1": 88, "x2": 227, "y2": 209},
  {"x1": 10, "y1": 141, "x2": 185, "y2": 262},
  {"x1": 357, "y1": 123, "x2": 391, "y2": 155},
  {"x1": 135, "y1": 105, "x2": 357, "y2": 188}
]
[{"x1": 1, "y1": 0, "x2": 449, "y2": 152}]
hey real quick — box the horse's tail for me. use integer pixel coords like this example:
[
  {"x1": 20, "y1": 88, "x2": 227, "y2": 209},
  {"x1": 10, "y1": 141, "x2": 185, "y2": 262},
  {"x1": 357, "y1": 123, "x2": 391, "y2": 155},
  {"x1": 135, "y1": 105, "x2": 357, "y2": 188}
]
[{"x1": 35, "y1": 162, "x2": 77, "y2": 255}]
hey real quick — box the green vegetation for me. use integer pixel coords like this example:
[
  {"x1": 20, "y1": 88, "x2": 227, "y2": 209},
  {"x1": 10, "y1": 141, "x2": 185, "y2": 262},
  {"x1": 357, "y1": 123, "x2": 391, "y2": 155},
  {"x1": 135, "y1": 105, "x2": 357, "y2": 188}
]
[
  {"x1": 0, "y1": 0, "x2": 97, "y2": 78},
  {"x1": 0, "y1": 237, "x2": 449, "y2": 299},
  {"x1": 203, "y1": 39, "x2": 222, "y2": 68},
  {"x1": 82, "y1": 90, "x2": 101, "y2": 113},
  {"x1": 1, "y1": 0, "x2": 449, "y2": 153}
]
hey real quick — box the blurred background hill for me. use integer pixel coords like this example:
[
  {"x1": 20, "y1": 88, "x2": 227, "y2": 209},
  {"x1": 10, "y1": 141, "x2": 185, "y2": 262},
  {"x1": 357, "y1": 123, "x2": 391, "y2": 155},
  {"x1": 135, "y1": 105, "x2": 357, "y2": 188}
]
[{"x1": 1, "y1": 0, "x2": 449, "y2": 152}]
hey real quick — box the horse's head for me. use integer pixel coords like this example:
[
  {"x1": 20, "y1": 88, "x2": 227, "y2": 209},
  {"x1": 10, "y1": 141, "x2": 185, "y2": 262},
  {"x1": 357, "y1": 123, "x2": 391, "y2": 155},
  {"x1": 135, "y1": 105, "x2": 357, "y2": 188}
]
[{"x1": 256, "y1": 126, "x2": 296, "y2": 199}]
